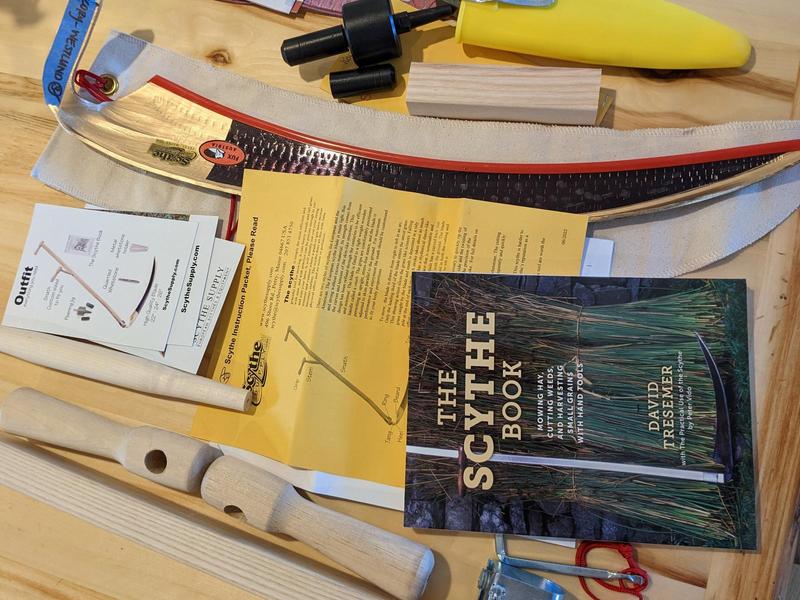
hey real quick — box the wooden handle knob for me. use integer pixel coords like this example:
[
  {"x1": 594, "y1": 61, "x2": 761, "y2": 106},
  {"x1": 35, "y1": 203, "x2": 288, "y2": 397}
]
[
  {"x1": 0, "y1": 388, "x2": 221, "y2": 493},
  {"x1": 201, "y1": 456, "x2": 434, "y2": 600},
  {"x1": 0, "y1": 326, "x2": 252, "y2": 412},
  {"x1": 280, "y1": 490, "x2": 435, "y2": 600}
]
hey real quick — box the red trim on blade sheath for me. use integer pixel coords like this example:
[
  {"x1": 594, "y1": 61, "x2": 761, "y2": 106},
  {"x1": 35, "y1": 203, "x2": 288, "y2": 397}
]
[{"x1": 149, "y1": 75, "x2": 800, "y2": 175}]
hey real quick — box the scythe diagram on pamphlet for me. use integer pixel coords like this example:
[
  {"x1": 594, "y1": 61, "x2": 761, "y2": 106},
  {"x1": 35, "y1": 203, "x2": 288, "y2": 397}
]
[{"x1": 192, "y1": 171, "x2": 588, "y2": 486}]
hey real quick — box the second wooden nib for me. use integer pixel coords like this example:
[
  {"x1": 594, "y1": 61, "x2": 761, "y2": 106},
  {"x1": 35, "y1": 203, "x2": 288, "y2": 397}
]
[{"x1": 406, "y1": 63, "x2": 602, "y2": 125}]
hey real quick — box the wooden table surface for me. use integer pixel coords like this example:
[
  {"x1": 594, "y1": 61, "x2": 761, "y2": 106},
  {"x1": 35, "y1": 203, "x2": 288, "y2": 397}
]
[{"x1": 1, "y1": 1, "x2": 799, "y2": 599}]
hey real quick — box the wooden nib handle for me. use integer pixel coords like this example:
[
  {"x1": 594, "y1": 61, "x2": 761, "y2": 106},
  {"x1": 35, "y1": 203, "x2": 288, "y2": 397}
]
[
  {"x1": 201, "y1": 456, "x2": 434, "y2": 600},
  {"x1": 0, "y1": 388, "x2": 221, "y2": 493},
  {"x1": 0, "y1": 326, "x2": 251, "y2": 412}
]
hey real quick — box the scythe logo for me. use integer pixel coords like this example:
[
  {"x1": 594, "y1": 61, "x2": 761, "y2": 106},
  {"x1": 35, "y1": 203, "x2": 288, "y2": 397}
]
[
  {"x1": 244, "y1": 337, "x2": 268, "y2": 406},
  {"x1": 148, "y1": 139, "x2": 197, "y2": 166}
]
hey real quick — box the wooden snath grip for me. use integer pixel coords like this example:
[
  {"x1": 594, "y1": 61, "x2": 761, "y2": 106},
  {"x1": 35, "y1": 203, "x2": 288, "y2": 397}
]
[
  {"x1": 201, "y1": 456, "x2": 435, "y2": 600},
  {"x1": 0, "y1": 326, "x2": 251, "y2": 411}
]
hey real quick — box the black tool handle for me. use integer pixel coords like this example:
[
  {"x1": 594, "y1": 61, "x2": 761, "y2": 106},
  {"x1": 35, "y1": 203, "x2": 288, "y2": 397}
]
[
  {"x1": 330, "y1": 64, "x2": 397, "y2": 98},
  {"x1": 393, "y1": 3, "x2": 455, "y2": 33},
  {"x1": 281, "y1": 25, "x2": 348, "y2": 66}
]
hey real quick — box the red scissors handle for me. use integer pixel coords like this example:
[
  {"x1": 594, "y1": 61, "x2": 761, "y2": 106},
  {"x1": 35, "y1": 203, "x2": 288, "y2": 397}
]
[{"x1": 575, "y1": 541, "x2": 649, "y2": 600}]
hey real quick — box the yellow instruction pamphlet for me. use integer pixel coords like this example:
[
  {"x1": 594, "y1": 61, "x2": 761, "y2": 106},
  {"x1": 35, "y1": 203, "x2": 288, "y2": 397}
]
[{"x1": 192, "y1": 171, "x2": 588, "y2": 486}]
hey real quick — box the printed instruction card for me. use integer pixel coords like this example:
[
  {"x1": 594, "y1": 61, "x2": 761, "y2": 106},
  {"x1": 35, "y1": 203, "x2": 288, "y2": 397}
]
[
  {"x1": 85, "y1": 206, "x2": 221, "y2": 347},
  {"x1": 3, "y1": 204, "x2": 198, "y2": 350},
  {"x1": 111, "y1": 238, "x2": 244, "y2": 373}
]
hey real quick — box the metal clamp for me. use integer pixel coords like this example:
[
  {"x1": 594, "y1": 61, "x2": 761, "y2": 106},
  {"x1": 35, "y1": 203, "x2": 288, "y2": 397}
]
[
  {"x1": 478, "y1": 558, "x2": 569, "y2": 600},
  {"x1": 497, "y1": 536, "x2": 645, "y2": 585},
  {"x1": 477, "y1": 535, "x2": 646, "y2": 600}
]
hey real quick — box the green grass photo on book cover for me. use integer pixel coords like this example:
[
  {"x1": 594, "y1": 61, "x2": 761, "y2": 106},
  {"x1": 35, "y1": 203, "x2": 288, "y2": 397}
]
[{"x1": 404, "y1": 273, "x2": 755, "y2": 549}]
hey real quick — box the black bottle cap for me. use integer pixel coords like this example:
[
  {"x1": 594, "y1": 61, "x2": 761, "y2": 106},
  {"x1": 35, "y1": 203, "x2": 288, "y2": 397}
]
[{"x1": 329, "y1": 64, "x2": 397, "y2": 98}]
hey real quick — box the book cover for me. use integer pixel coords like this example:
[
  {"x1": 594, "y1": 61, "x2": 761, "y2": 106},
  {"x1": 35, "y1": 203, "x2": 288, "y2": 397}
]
[{"x1": 404, "y1": 273, "x2": 756, "y2": 548}]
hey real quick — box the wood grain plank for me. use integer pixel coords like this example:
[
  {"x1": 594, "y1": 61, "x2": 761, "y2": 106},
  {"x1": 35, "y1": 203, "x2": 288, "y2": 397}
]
[
  {"x1": 0, "y1": 0, "x2": 336, "y2": 97},
  {"x1": 0, "y1": 0, "x2": 797, "y2": 599},
  {"x1": 704, "y1": 64, "x2": 800, "y2": 600},
  {"x1": 704, "y1": 211, "x2": 800, "y2": 600},
  {"x1": 0, "y1": 437, "x2": 392, "y2": 600},
  {"x1": 0, "y1": 484, "x2": 259, "y2": 600},
  {"x1": 0, "y1": 554, "x2": 114, "y2": 600}
]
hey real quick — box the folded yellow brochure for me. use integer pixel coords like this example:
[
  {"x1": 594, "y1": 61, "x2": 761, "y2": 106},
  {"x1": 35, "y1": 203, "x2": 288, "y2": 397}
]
[{"x1": 192, "y1": 171, "x2": 587, "y2": 486}]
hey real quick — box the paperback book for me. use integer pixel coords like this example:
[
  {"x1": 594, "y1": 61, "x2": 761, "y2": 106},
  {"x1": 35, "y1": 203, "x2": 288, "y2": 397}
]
[{"x1": 404, "y1": 273, "x2": 756, "y2": 548}]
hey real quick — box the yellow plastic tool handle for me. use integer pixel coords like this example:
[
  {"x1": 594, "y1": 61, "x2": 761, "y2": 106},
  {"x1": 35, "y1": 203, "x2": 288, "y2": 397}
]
[{"x1": 455, "y1": 0, "x2": 751, "y2": 70}]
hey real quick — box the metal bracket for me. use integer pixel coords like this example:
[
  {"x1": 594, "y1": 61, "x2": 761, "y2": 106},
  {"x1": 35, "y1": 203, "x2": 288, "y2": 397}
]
[
  {"x1": 478, "y1": 559, "x2": 568, "y2": 600},
  {"x1": 496, "y1": 535, "x2": 644, "y2": 584}
]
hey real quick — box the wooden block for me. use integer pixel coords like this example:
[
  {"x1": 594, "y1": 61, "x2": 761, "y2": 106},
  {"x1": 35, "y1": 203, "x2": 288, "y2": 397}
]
[{"x1": 406, "y1": 63, "x2": 602, "y2": 125}]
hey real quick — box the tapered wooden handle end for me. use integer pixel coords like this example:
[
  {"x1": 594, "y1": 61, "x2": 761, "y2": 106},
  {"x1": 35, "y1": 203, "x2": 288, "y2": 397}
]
[
  {"x1": 0, "y1": 326, "x2": 252, "y2": 412},
  {"x1": 171, "y1": 377, "x2": 252, "y2": 412},
  {"x1": 284, "y1": 496, "x2": 435, "y2": 600},
  {"x1": 0, "y1": 387, "x2": 129, "y2": 459}
]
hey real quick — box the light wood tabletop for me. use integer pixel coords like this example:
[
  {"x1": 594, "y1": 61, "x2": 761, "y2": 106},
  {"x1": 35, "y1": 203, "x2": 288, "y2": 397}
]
[{"x1": 0, "y1": 1, "x2": 799, "y2": 599}]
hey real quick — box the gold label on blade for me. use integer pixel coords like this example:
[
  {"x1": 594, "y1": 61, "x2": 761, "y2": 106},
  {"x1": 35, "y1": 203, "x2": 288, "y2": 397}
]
[{"x1": 147, "y1": 139, "x2": 197, "y2": 166}]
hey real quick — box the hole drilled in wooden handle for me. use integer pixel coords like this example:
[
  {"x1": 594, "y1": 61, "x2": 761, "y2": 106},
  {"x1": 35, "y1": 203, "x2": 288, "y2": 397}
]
[
  {"x1": 223, "y1": 504, "x2": 247, "y2": 521},
  {"x1": 144, "y1": 449, "x2": 168, "y2": 474}
]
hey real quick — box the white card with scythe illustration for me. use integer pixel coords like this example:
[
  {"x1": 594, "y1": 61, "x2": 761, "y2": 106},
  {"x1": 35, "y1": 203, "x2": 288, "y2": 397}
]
[{"x1": 3, "y1": 204, "x2": 198, "y2": 350}]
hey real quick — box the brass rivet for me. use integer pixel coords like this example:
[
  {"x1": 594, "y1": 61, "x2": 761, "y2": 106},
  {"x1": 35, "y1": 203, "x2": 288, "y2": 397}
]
[{"x1": 100, "y1": 73, "x2": 119, "y2": 96}]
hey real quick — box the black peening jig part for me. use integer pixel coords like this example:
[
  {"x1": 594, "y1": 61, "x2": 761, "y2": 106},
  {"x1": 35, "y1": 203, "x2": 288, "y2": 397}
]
[
  {"x1": 280, "y1": 0, "x2": 455, "y2": 67},
  {"x1": 329, "y1": 64, "x2": 397, "y2": 98}
]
